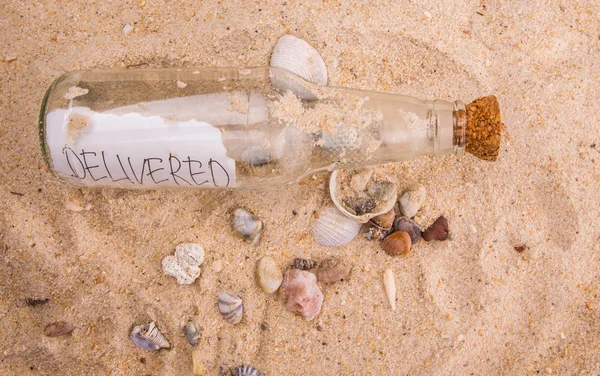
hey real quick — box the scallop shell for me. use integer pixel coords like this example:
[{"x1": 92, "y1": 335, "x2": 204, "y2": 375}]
[
  {"x1": 218, "y1": 292, "x2": 243, "y2": 325},
  {"x1": 382, "y1": 231, "x2": 412, "y2": 256},
  {"x1": 330, "y1": 170, "x2": 397, "y2": 223},
  {"x1": 292, "y1": 258, "x2": 318, "y2": 270},
  {"x1": 311, "y1": 206, "x2": 363, "y2": 247},
  {"x1": 162, "y1": 243, "x2": 205, "y2": 285},
  {"x1": 130, "y1": 322, "x2": 170, "y2": 351},
  {"x1": 270, "y1": 35, "x2": 327, "y2": 100},
  {"x1": 383, "y1": 268, "x2": 397, "y2": 311},
  {"x1": 257, "y1": 256, "x2": 283, "y2": 294},
  {"x1": 233, "y1": 208, "x2": 263, "y2": 245},
  {"x1": 184, "y1": 321, "x2": 201, "y2": 346},
  {"x1": 234, "y1": 365, "x2": 261, "y2": 376}
]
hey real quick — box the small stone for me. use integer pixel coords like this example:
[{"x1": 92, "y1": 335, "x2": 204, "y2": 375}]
[
  {"x1": 399, "y1": 185, "x2": 426, "y2": 218},
  {"x1": 257, "y1": 256, "x2": 283, "y2": 294},
  {"x1": 177, "y1": 80, "x2": 187, "y2": 89},
  {"x1": 422, "y1": 216, "x2": 449, "y2": 241},
  {"x1": 122, "y1": 23, "x2": 134, "y2": 35},
  {"x1": 44, "y1": 321, "x2": 74, "y2": 337},
  {"x1": 4, "y1": 55, "x2": 17, "y2": 62},
  {"x1": 586, "y1": 301, "x2": 595, "y2": 310},
  {"x1": 282, "y1": 269, "x2": 323, "y2": 321},
  {"x1": 514, "y1": 245, "x2": 526, "y2": 253},
  {"x1": 212, "y1": 260, "x2": 223, "y2": 273},
  {"x1": 65, "y1": 198, "x2": 85, "y2": 212},
  {"x1": 315, "y1": 257, "x2": 352, "y2": 283}
]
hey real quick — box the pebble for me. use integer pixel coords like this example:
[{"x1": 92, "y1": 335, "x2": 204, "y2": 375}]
[
  {"x1": 65, "y1": 198, "x2": 85, "y2": 212},
  {"x1": 256, "y1": 256, "x2": 283, "y2": 294},
  {"x1": 44, "y1": 321, "x2": 74, "y2": 337},
  {"x1": 4, "y1": 55, "x2": 17, "y2": 63},
  {"x1": 282, "y1": 269, "x2": 323, "y2": 321},
  {"x1": 399, "y1": 185, "x2": 426, "y2": 218},
  {"x1": 122, "y1": 23, "x2": 134, "y2": 36},
  {"x1": 315, "y1": 257, "x2": 352, "y2": 283},
  {"x1": 212, "y1": 260, "x2": 224, "y2": 273},
  {"x1": 422, "y1": 216, "x2": 449, "y2": 241}
]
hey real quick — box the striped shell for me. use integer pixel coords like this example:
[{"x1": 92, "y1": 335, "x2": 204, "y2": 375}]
[
  {"x1": 311, "y1": 206, "x2": 363, "y2": 247},
  {"x1": 184, "y1": 321, "x2": 201, "y2": 346},
  {"x1": 292, "y1": 258, "x2": 318, "y2": 270},
  {"x1": 234, "y1": 365, "x2": 261, "y2": 376},
  {"x1": 130, "y1": 322, "x2": 170, "y2": 351},
  {"x1": 232, "y1": 208, "x2": 263, "y2": 245},
  {"x1": 218, "y1": 292, "x2": 243, "y2": 325}
]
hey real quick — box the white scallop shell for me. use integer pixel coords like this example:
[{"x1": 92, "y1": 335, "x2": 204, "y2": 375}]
[
  {"x1": 383, "y1": 268, "x2": 396, "y2": 311},
  {"x1": 130, "y1": 322, "x2": 170, "y2": 351},
  {"x1": 233, "y1": 208, "x2": 263, "y2": 245},
  {"x1": 270, "y1": 35, "x2": 328, "y2": 100},
  {"x1": 162, "y1": 243, "x2": 205, "y2": 285},
  {"x1": 218, "y1": 292, "x2": 243, "y2": 325},
  {"x1": 311, "y1": 206, "x2": 363, "y2": 247}
]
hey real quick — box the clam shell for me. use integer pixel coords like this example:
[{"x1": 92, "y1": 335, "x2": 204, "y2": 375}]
[
  {"x1": 382, "y1": 231, "x2": 412, "y2": 256},
  {"x1": 292, "y1": 258, "x2": 318, "y2": 270},
  {"x1": 369, "y1": 208, "x2": 395, "y2": 231},
  {"x1": 270, "y1": 35, "x2": 327, "y2": 100},
  {"x1": 393, "y1": 217, "x2": 422, "y2": 244},
  {"x1": 233, "y1": 208, "x2": 263, "y2": 245},
  {"x1": 257, "y1": 256, "x2": 283, "y2": 294},
  {"x1": 218, "y1": 292, "x2": 243, "y2": 325},
  {"x1": 234, "y1": 365, "x2": 261, "y2": 376},
  {"x1": 311, "y1": 206, "x2": 363, "y2": 247},
  {"x1": 130, "y1": 322, "x2": 170, "y2": 351},
  {"x1": 383, "y1": 268, "x2": 397, "y2": 311},
  {"x1": 330, "y1": 170, "x2": 397, "y2": 223},
  {"x1": 184, "y1": 321, "x2": 201, "y2": 346},
  {"x1": 162, "y1": 243, "x2": 205, "y2": 285}
]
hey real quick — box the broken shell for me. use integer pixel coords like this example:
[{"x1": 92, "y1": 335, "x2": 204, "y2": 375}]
[
  {"x1": 270, "y1": 35, "x2": 327, "y2": 100},
  {"x1": 44, "y1": 321, "x2": 74, "y2": 337},
  {"x1": 292, "y1": 258, "x2": 318, "y2": 270},
  {"x1": 233, "y1": 208, "x2": 263, "y2": 245},
  {"x1": 218, "y1": 292, "x2": 243, "y2": 324},
  {"x1": 383, "y1": 268, "x2": 397, "y2": 311},
  {"x1": 257, "y1": 256, "x2": 283, "y2": 294},
  {"x1": 162, "y1": 243, "x2": 205, "y2": 285},
  {"x1": 369, "y1": 208, "x2": 395, "y2": 231},
  {"x1": 234, "y1": 365, "x2": 261, "y2": 376},
  {"x1": 393, "y1": 217, "x2": 422, "y2": 245},
  {"x1": 399, "y1": 185, "x2": 427, "y2": 218},
  {"x1": 130, "y1": 322, "x2": 170, "y2": 351},
  {"x1": 382, "y1": 231, "x2": 412, "y2": 256},
  {"x1": 315, "y1": 257, "x2": 352, "y2": 283},
  {"x1": 184, "y1": 321, "x2": 201, "y2": 346},
  {"x1": 282, "y1": 269, "x2": 324, "y2": 321},
  {"x1": 192, "y1": 349, "x2": 207, "y2": 375},
  {"x1": 363, "y1": 226, "x2": 389, "y2": 241},
  {"x1": 422, "y1": 216, "x2": 449, "y2": 241},
  {"x1": 311, "y1": 206, "x2": 363, "y2": 247}
]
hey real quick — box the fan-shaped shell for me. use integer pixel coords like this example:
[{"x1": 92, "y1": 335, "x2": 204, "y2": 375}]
[
  {"x1": 232, "y1": 208, "x2": 263, "y2": 245},
  {"x1": 130, "y1": 322, "x2": 170, "y2": 351},
  {"x1": 382, "y1": 231, "x2": 412, "y2": 256},
  {"x1": 218, "y1": 292, "x2": 243, "y2": 325},
  {"x1": 311, "y1": 206, "x2": 363, "y2": 247},
  {"x1": 234, "y1": 365, "x2": 261, "y2": 376}
]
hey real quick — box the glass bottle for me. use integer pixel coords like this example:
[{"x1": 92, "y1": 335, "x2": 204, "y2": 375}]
[{"x1": 39, "y1": 66, "x2": 501, "y2": 189}]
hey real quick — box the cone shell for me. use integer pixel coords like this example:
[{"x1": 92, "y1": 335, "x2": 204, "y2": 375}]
[
  {"x1": 232, "y1": 208, "x2": 263, "y2": 245},
  {"x1": 382, "y1": 231, "x2": 412, "y2": 256},
  {"x1": 130, "y1": 322, "x2": 170, "y2": 351},
  {"x1": 311, "y1": 206, "x2": 363, "y2": 247},
  {"x1": 257, "y1": 256, "x2": 283, "y2": 294},
  {"x1": 218, "y1": 292, "x2": 243, "y2": 324}
]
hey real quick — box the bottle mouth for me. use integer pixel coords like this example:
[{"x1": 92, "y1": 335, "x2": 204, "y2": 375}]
[{"x1": 452, "y1": 101, "x2": 467, "y2": 156}]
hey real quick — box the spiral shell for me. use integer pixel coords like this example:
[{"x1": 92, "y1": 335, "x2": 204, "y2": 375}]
[
  {"x1": 232, "y1": 208, "x2": 263, "y2": 245},
  {"x1": 130, "y1": 322, "x2": 170, "y2": 351},
  {"x1": 311, "y1": 206, "x2": 363, "y2": 247},
  {"x1": 218, "y1": 292, "x2": 243, "y2": 325},
  {"x1": 234, "y1": 365, "x2": 261, "y2": 376}
]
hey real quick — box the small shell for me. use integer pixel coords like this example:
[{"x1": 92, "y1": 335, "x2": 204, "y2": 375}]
[
  {"x1": 292, "y1": 258, "x2": 318, "y2": 270},
  {"x1": 383, "y1": 268, "x2": 397, "y2": 311},
  {"x1": 162, "y1": 243, "x2": 205, "y2": 285},
  {"x1": 44, "y1": 321, "x2": 74, "y2": 337},
  {"x1": 184, "y1": 321, "x2": 201, "y2": 346},
  {"x1": 218, "y1": 292, "x2": 243, "y2": 324},
  {"x1": 233, "y1": 208, "x2": 263, "y2": 245},
  {"x1": 422, "y1": 216, "x2": 449, "y2": 241},
  {"x1": 382, "y1": 231, "x2": 412, "y2": 256},
  {"x1": 311, "y1": 206, "x2": 363, "y2": 247},
  {"x1": 393, "y1": 217, "x2": 422, "y2": 244},
  {"x1": 282, "y1": 269, "x2": 324, "y2": 321},
  {"x1": 315, "y1": 257, "x2": 352, "y2": 283},
  {"x1": 234, "y1": 365, "x2": 261, "y2": 376},
  {"x1": 192, "y1": 349, "x2": 206, "y2": 375},
  {"x1": 257, "y1": 256, "x2": 283, "y2": 294},
  {"x1": 369, "y1": 208, "x2": 395, "y2": 231},
  {"x1": 363, "y1": 226, "x2": 389, "y2": 241},
  {"x1": 130, "y1": 322, "x2": 170, "y2": 351},
  {"x1": 399, "y1": 185, "x2": 427, "y2": 218}
]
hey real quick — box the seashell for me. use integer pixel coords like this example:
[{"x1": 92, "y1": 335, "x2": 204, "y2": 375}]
[
  {"x1": 130, "y1": 322, "x2": 170, "y2": 351},
  {"x1": 363, "y1": 226, "x2": 389, "y2": 241},
  {"x1": 382, "y1": 231, "x2": 412, "y2": 256},
  {"x1": 162, "y1": 243, "x2": 205, "y2": 285},
  {"x1": 422, "y1": 216, "x2": 449, "y2": 241},
  {"x1": 192, "y1": 348, "x2": 206, "y2": 375},
  {"x1": 393, "y1": 217, "x2": 422, "y2": 244},
  {"x1": 44, "y1": 321, "x2": 74, "y2": 337},
  {"x1": 233, "y1": 208, "x2": 263, "y2": 245},
  {"x1": 218, "y1": 292, "x2": 243, "y2": 324},
  {"x1": 369, "y1": 208, "x2": 395, "y2": 231},
  {"x1": 399, "y1": 185, "x2": 427, "y2": 218},
  {"x1": 383, "y1": 268, "x2": 397, "y2": 311},
  {"x1": 282, "y1": 269, "x2": 324, "y2": 321},
  {"x1": 257, "y1": 256, "x2": 283, "y2": 294},
  {"x1": 184, "y1": 321, "x2": 201, "y2": 346},
  {"x1": 234, "y1": 365, "x2": 261, "y2": 376},
  {"x1": 330, "y1": 169, "x2": 397, "y2": 223},
  {"x1": 270, "y1": 35, "x2": 327, "y2": 100},
  {"x1": 292, "y1": 258, "x2": 318, "y2": 270},
  {"x1": 315, "y1": 257, "x2": 352, "y2": 283},
  {"x1": 311, "y1": 206, "x2": 363, "y2": 247}
]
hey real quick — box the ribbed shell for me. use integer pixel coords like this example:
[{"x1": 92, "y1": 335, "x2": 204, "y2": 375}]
[
  {"x1": 311, "y1": 206, "x2": 363, "y2": 247},
  {"x1": 232, "y1": 208, "x2": 263, "y2": 245},
  {"x1": 234, "y1": 365, "x2": 261, "y2": 376},
  {"x1": 218, "y1": 292, "x2": 243, "y2": 325},
  {"x1": 130, "y1": 322, "x2": 170, "y2": 351},
  {"x1": 270, "y1": 35, "x2": 327, "y2": 86}
]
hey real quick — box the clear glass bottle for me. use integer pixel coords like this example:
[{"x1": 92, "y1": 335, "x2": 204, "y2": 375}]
[{"x1": 39, "y1": 66, "x2": 500, "y2": 189}]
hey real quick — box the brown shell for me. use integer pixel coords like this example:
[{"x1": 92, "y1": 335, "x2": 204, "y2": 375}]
[
  {"x1": 422, "y1": 216, "x2": 449, "y2": 241},
  {"x1": 315, "y1": 257, "x2": 352, "y2": 283},
  {"x1": 382, "y1": 231, "x2": 412, "y2": 256},
  {"x1": 368, "y1": 208, "x2": 395, "y2": 231}
]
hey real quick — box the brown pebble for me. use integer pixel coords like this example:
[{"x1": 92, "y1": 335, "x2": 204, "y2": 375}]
[
  {"x1": 315, "y1": 257, "x2": 352, "y2": 283},
  {"x1": 514, "y1": 245, "x2": 526, "y2": 253},
  {"x1": 44, "y1": 321, "x2": 74, "y2": 337},
  {"x1": 422, "y1": 216, "x2": 449, "y2": 241},
  {"x1": 382, "y1": 231, "x2": 412, "y2": 256}
]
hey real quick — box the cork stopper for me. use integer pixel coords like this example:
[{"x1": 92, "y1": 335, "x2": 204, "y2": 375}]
[{"x1": 465, "y1": 95, "x2": 503, "y2": 161}]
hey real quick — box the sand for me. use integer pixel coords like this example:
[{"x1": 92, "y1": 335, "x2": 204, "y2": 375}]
[{"x1": 1, "y1": 1, "x2": 600, "y2": 375}]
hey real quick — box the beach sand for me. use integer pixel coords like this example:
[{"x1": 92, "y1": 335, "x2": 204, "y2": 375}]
[{"x1": 1, "y1": 1, "x2": 599, "y2": 375}]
